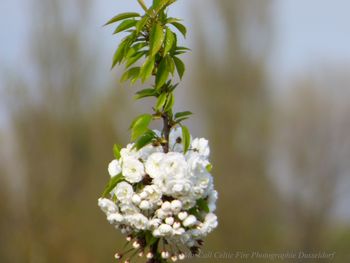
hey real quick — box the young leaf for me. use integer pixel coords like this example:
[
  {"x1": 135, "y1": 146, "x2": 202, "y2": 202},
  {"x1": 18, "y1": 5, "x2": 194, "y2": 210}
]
[
  {"x1": 134, "y1": 88, "x2": 158, "y2": 100},
  {"x1": 164, "y1": 92, "x2": 174, "y2": 113},
  {"x1": 140, "y1": 56, "x2": 155, "y2": 82},
  {"x1": 163, "y1": 28, "x2": 175, "y2": 56},
  {"x1": 155, "y1": 92, "x2": 167, "y2": 111},
  {"x1": 173, "y1": 56, "x2": 185, "y2": 79},
  {"x1": 181, "y1": 125, "x2": 191, "y2": 153},
  {"x1": 125, "y1": 51, "x2": 146, "y2": 68},
  {"x1": 170, "y1": 21, "x2": 187, "y2": 37},
  {"x1": 105, "y1": 12, "x2": 140, "y2": 26},
  {"x1": 145, "y1": 230, "x2": 158, "y2": 246},
  {"x1": 111, "y1": 40, "x2": 127, "y2": 69},
  {"x1": 206, "y1": 163, "x2": 213, "y2": 172},
  {"x1": 155, "y1": 58, "x2": 169, "y2": 89},
  {"x1": 113, "y1": 19, "x2": 137, "y2": 34},
  {"x1": 174, "y1": 111, "x2": 192, "y2": 120},
  {"x1": 166, "y1": 55, "x2": 175, "y2": 75},
  {"x1": 131, "y1": 114, "x2": 153, "y2": 141},
  {"x1": 102, "y1": 173, "x2": 124, "y2": 197},
  {"x1": 134, "y1": 130, "x2": 156, "y2": 150},
  {"x1": 113, "y1": 144, "x2": 122, "y2": 160},
  {"x1": 197, "y1": 198, "x2": 210, "y2": 213},
  {"x1": 150, "y1": 23, "x2": 165, "y2": 57},
  {"x1": 121, "y1": 67, "x2": 140, "y2": 83},
  {"x1": 136, "y1": 16, "x2": 149, "y2": 34}
]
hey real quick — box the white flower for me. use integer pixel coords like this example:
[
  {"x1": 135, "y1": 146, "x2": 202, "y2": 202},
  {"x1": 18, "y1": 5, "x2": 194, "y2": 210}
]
[
  {"x1": 119, "y1": 202, "x2": 139, "y2": 215},
  {"x1": 160, "y1": 152, "x2": 187, "y2": 177},
  {"x1": 165, "y1": 217, "x2": 174, "y2": 225},
  {"x1": 108, "y1": 160, "x2": 122, "y2": 177},
  {"x1": 171, "y1": 200, "x2": 182, "y2": 214},
  {"x1": 174, "y1": 227, "x2": 187, "y2": 236},
  {"x1": 98, "y1": 198, "x2": 118, "y2": 214},
  {"x1": 148, "y1": 218, "x2": 161, "y2": 229},
  {"x1": 139, "y1": 200, "x2": 151, "y2": 210},
  {"x1": 191, "y1": 138, "x2": 210, "y2": 158},
  {"x1": 113, "y1": 182, "x2": 134, "y2": 203},
  {"x1": 183, "y1": 215, "x2": 197, "y2": 227},
  {"x1": 208, "y1": 190, "x2": 218, "y2": 212},
  {"x1": 132, "y1": 194, "x2": 141, "y2": 205},
  {"x1": 142, "y1": 185, "x2": 162, "y2": 205},
  {"x1": 145, "y1": 152, "x2": 165, "y2": 178},
  {"x1": 127, "y1": 213, "x2": 149, "y2": 230},
  {"x1": 107, "y1": 213, "x2": 124, "y2": 224},
  {"x1": 199, "y1": 213, "x2": 218, "y2": 235},
  {"x1": 122, "y1": 157, "x2": 145, "y2": 183},
  {"x1": 178, "y1": 211, "x2": 188, "y2": 221},
  {"x1": 173, "y1": 222, "x2": 181, "y2": 229},
  {"x1": 158, "y1": 224, "x2": 173, "y2": 236},
  {"x1": 161, "y1": 201, "x2": 172, "y2": 211},
  {"x1": 161, "y1": 251, "x2": 170, "y2": 259},
  {"x1": 139, "y1": 144, "x2": 162, "y2": 162},
  {"x1": 120, "y1": 143, "x2": 139, "y2": 160}
]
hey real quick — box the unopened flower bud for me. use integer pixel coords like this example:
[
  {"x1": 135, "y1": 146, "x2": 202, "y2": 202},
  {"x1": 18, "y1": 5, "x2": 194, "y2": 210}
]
[
  {"x1": 161, "y1": 201, "x2": 171, "y2": 211},
  {"x1": 165, "y1": 217, "x2": 174, "y2": 225},
  {"x1": 173, "y1": 222, "x2": 181, "y2": 229},
  {"x1": 114, "y1": 253, "x2": 122, "y2": 259},
  {"x1": 183, "y1": 215, "x2": 197, "y2": 227},
  {"x1": 179, "y1": 253, "x2": 185, "y2": 260},
  {"x1": 171, "y1": 255, "x2": 178, "y2": 262},
  {"x1": 133, "y1": 241, "x2": 140, "y2": 249},
  {"x1": 178, "y1": 212, "x2": 188, "y2": 221},
  {"x1": 161, "y1": 251, "x2": 170, "y2": 259},
  {"x1": 146, "y1": 252, "x2": 154, "y2": 259}
]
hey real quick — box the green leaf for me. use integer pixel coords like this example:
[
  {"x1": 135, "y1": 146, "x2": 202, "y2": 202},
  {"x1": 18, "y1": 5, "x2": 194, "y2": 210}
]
[
  {"x1": 113, "y1": 144, "x2": 122, "y2": 159},
  {"x1": 155, "y1": 92, "x2": 167, "y2": 111},
  {"x1": 134, "y1": 88, "x2": 158, "y2": 100},
  {"x1": 164, "y1": 92, "x2": 174, "y2": 113},
  {"x1": 102, "y1": 173, "x2": 124, "y2": 198},
  {"x1": 113, "y1": 19, "x2": 137, "y2": 34},
  {"x1": 104, "y1": 12, "x2": 140, "y2": 26},
  {"x1": 166, "y1": 17, "x2": 181, "y2": 24},
  {"x1": 145, "y1": 230, "x2": 158, "y2": 246},
  {"x1": 173, "y1": 56, "x2": 185, "y2": 79},
  {"x1": 175, "y1": 116, "x2": 189, "y2": 123},
  {"x1": 181, "y1": 125, "x2": 190, "y2": 153},
  {"x1": 131, "y1": 114, "x2": 153, "y2": 141},
  {"x1": 197, "y1": 198, "x2": 210, "y2": 213},
  {"x1": 121, "y1": 67, "x2": 140, "y2": 83},
  {"x1": 206, "y1": 163, "x2": 213, "y2": 173},
  {"x1": 155, "y1": 58, "x2": 169, "y2": 90},
  {"x1": 111, "y1": 40, "x2": 127, "y2": 69},
  {"x1": 175, "y1": 111, "x2": 192, "y2": 120},
  {"x1": 150, "y1": 23, "x2": 165, "y2": 57},
  {"x1": 166, "y1": 55, "x2": 175, "y2": 75},
  {"x1": 140, "y1": 56, "x2": 155, "y2": 82},
  {"x1": 134, "y1": 130, "x2": 156, "y2": 150},
  {"x1": 125, "y1": 51, "x2": 146, "y2": 68},
  {"x1": 170, "y1": 21, "x2": 187, "y2": 37},
  {"x1": 136, "y1": 16, "x2": 149, "y2": 34},
  {"x1": 163, "y1": 28, "x2": 175, "y2": 56}
]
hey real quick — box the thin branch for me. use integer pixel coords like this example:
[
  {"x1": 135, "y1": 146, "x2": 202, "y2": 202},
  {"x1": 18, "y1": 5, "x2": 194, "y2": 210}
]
[{"x1": 137, "y1": 0, "x2": 148, "y2": 12}]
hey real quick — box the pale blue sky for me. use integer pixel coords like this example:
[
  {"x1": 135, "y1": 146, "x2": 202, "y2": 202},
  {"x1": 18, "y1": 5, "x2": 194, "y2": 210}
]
[{"x1": 2, "y1": 0, "x2": 350, "y2": 84}]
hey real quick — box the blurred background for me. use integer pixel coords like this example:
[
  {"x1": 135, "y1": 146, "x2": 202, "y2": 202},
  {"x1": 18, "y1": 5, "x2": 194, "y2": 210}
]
[{"x1": 1, "y1": 0, "x2": 350, "y2": 262}]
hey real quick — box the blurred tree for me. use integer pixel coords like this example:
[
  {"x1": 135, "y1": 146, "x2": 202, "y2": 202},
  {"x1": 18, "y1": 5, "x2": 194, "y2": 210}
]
[
  {"x1": 2, "y1": 0, "x2": 135, "y2": 262},
  {"x1": 274, "y1": 70, "x2": 350, "y2": 256},
  {"x1": 190, "y1": 0, "x2": 282, "y2": 256}
]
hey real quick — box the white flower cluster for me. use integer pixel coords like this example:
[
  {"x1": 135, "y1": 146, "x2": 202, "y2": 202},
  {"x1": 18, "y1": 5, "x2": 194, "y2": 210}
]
[{"x1": 98, "y1": 128, "x2": 218, "y2": 260}]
